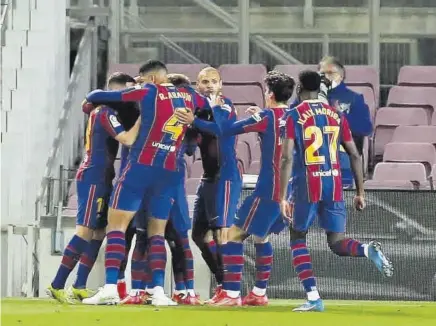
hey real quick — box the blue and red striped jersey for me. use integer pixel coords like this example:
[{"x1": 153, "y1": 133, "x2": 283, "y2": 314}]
[
  {"x1": 193, "y1": 96, "x2": 241, "y2": 181},
  {"x1": 76, "y1": 106, "x2": 125, "y2": 183},
  {"x1": 86, "y1": 83, "x2": 209, "y2": 172},
  {"x1": 218, "y1": 107, "x2": 286, "y2": 202},
  {"x1": 283, "y1": 100, "x2": 353, "y2": 202}
]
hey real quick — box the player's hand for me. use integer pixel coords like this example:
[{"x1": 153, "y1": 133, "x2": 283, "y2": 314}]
[
  {"x1": 245, "y1": 106, "x2": 262, "y2": 115},
  {"x1": 82, "y1": 99, "x2": 94, "y2": 114},
  {"x1": 280, "y1": 200, "x2": 292, "y2": 222},
  {"x1": 175, "y1": 108, "x2": 195, "y2": 125},
  {"x1": 207, "y1": 94, "x2": 224, "y2": 108},
  {"x1": 353, "y1": 195, "x2": 365, "y2": 211}
]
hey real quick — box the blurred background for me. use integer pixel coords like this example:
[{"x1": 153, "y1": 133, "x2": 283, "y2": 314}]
[{"x1": 1, "y1": 0, "x2": 435, "y2": 300}]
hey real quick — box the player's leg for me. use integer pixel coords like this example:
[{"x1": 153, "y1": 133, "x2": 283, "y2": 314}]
[
  {"x1": 242, "y1": 235, "x2": 272, "y2": 306},
  {"x1": 71, "y1": 190, "x2": 109, "y2": 300},
  {"x1": 146, "y1": 172, "x2": 180, "y2": 306},
  {"x1": 70, "y1": 228, "x2": 105, "y2": 300},
  {"x1": 82, "y1": 164, "x2": 145, "y2": 305},
  {"x1": 47, "y1": 181, "x2": 101, "y2": 303},
  {"x1": 165, "y1": 220, "x2": 187, "y2": 303},
  {"x1": 168, "y1": 184, "x2": 200, "y2": 305},
  {"x1": 191, "y1": 181, "x2": 222, "y2": 293},
  {"x1": 289, "y1": 201, "x2": 324, "y2": 312},
  {"x1": 321, "y1": 201, "x2": 393, "y2": 277},
  {"x1": 117, "y1": 221, "x2": 135, "y2": 300}
]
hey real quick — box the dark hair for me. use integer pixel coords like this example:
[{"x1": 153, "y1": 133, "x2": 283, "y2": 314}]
[
  {"x1": 298, "y1": 70, "x2": 321, "y2": 92},
  {"x1": 264, "y1": 70, "x2": 295, "y2": 103},
  {"x1": 139, "y1": 60, "x2": 167, "y2": 75},
  {"x1": 107, "y1": 72, "x2": 135, "y2": 85},
  {"x1": 167, "y1": 73, "x2": 191, "y2": 87}
]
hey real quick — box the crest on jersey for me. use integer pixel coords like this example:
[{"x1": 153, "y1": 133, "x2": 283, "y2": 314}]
[
  {"x1": 252, "y1": 113, "x2": 262, "y2": 122},
  {"x1": 109, "y1": 115, "x2": 121, "y2": 128}
]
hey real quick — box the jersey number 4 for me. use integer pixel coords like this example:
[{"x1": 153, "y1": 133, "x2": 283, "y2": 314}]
[
  {"x1": 304, "y1": 126, "x2": 340, "y2": 165},
  {"x1": 163, "y1": 111, "x2": 185, "y2": 141}
]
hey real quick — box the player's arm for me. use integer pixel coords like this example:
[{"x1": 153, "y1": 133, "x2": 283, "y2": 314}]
[
  {"x1": 101, "y1": 110, "x2": 140, "y2": 146},
  {"x1": 340, "y1": 117, "x2": 365, "y2": 209},
  {"x1": 280, "y1": 117, "x2": 295, "y2": 218},
  {"x1": 86, "y1": 85, "x2": 151, "y2": 103},
  {"x1": 218, "y1": 111, "x2": 269, "y2": 136}
]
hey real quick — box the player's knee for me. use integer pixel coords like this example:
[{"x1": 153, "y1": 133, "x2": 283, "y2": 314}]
[
  {"x1": 147, "y1": 217, "x2": 167, "y2": 237},
  {"x1": 326, "y1": 232, "x2": 345, "y2": 255},
  {"x1": 92, "y1": 228, "x2": 106, "y2": 240},
  {"x1": 289, "y1": 228, "x2": 307, "y2": 241},
  {"x1": 107, "y1": 207, "x2": 135, "y2": 231},
  {"x1": 75, "y1": 225, "x2": 93, "y2": 241},
  {"x1": 227, "y1": 226, "x2": 246, "y2": 243}
]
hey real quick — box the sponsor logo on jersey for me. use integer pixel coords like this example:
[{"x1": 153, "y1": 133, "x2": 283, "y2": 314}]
[
  {"x1": 312, "y1": 169, "x2": 339, "y2": 177},
  {"x1": 152, "y1": 142, "x2": 176, "y2": 152}
]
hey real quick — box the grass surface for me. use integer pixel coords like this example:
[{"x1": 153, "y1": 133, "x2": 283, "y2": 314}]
[{"x1": 2, "y1": 298, "x2": 436, "y2": 326}]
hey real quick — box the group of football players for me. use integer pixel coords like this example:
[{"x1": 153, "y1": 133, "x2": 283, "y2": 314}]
[{"x1": 46, "y1": 59, "x2": 393, "y2": 312}]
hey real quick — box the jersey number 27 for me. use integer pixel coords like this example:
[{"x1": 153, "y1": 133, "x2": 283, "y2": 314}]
[{"x1": 304, "y1": 125, "x2": 340, "y2": 165}]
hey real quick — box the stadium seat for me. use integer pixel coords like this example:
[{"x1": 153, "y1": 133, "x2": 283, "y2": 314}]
[
  {"x1": 348, "y1": 86, "x2": 376, "y2": 122},
  {"x1": 344, "y1": 66, "x2": 380, "y2": 106},
  {"x1": 432, "y1": 113, "x2": 436, "y2": 126},
  {"x1": 373, "y1": 107, "x2": 428, "y2": 157},
  {"x1": 383, "y1": 142, "x2": 436, "y2": 174},
  {"x1": 235, "y1": 104, "x2": 253, "y2": 119},
  {"x1": 114, "y1": 159, "x2": 121, "y2": 179},
  {"x1": 166, "y1": 64, "x2": 210, "y2": 82},
  {"x1": 398, "y1": 66, "x2": 436, "y2": 87},
  {"x1": 222, "y1": 85, "x2": 264, "y2": 107},
  {"x1": 387, "y1": 86, "x2": 436, "y2": 122},
  {"x1": 251, "y1": 142, "x2": 261, "y2": 162},
  {"x1": 236, "y1": 141, "x2": 250, "y2": 171},
  {"x1": 238, "y1": 133, "x2": 258, "y2": 154},
  {"x1": 185, "y1": 178, "x2": 201, "y2": 195},
  {"x1": 247, "y1": 160, "x2": 261, "y2": 175},
  {"x1": 219, "y1": 64, "x2": 266, "y2": 86},
  {"x1": 372, "y1": 162, "x2": 428, "y2": 186},
  {"x1": 193, "y1": 147, "x2": 201, "y2": 161},
  {"x1": 190, "y1": 160, "x2": 204, "y2": 178},
  {"x1": 364, "y1": 180, "x2": 415, "y2": 190},
  {"x1": 392, "y1": 126, "x2": 436, "y2": 145}
]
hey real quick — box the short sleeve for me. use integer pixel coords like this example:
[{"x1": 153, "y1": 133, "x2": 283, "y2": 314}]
[
  {"x1": 341, "y1": 116, "x2": 353, "y2": 142},
  {"x1": 100, "y1": 109, "x2": 125, "y2": 137}
]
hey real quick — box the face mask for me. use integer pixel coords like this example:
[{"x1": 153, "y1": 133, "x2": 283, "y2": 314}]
[{"x1": 331, "y1": 80, "x2": 340, "y2": 89}]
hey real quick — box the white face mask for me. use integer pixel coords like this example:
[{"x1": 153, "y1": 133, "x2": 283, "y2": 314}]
[{"x1": 331, "y1": 80, "x2": 340, "y2": 89}]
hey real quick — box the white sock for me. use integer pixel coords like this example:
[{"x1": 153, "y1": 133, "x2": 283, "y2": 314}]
[
  {"x1": 174, "y1": 289, "x2": 187, "y2": 296},
  {"x1": 225, "y1": 290, "x2": 240, "y2": 299},
  {"x1": 187, "y1": 289, "x2": 196, "y2": 297},
  {"x1": 363, "y1": 244, "x2": 369, "y2": 257},
  {"x1": 307, "y1": 290, "x2": 320, "y2": 301},
  {"x1": 252, "y1": 286, "x2": 266, "y2": 296},
  {"x1": 117, "y1": 278, "x2": 125, "y2": 284},
  {"x1": 153, "y1": 286, "x2": 164, "y2": 296}
]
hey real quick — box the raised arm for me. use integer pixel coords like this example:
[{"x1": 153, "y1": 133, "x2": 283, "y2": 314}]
[
  {"x1": 100, "y1": 109, "x2": 140, "y2": 146},
  {"x1": 218, "y1": 111, "x2": 269, "y2": 137},
  {"x1": 86, "y1": 85, "x2": 151, "y2": 103}
]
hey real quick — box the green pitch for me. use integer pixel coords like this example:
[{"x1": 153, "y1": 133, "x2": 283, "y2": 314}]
[{"x1": 2, "y1": 299, "x2": 436, "y2": 326}]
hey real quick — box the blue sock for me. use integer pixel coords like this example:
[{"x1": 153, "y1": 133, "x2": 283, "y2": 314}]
[
  {"x1": 290, "y1": 239, "x2": 317, "y2": 293},
  {"x1": 222, "y1": 242, "x2": 244, "y2": 292},
  {"x1": 73, "y1": 239, "x2": 103, "y2": 289},
  {"x1": 105, "y1": 231, "x2": 126, "y2": 285},
  {"x1": 330, "y1": 238, "x2": 366, "y2": 257},
  {"x1": 131, "y1": 229, "x2": 148, "y2": 290},
  {"x1": 181, "y1": 236, "x2": 194, "y2": 290},
  {"x1": 52, "y1": 235, "x2": 88, "y2": 289},
  {"x1": 255, "y1": 242, "x2": 273, "y2": 290},
  {"x1": 148, "y1": 235, "x2": 167, "y2": 288}
]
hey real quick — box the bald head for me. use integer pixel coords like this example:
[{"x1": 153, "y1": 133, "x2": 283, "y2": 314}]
[{"x1": 197, "y1": 67, "x2": 222, "y2": 96}]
